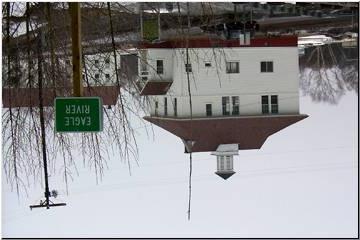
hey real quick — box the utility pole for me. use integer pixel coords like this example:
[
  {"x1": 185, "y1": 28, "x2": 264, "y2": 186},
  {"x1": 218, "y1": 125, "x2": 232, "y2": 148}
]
[
  {"x1": 139, "y1": 2, "x2": 143, "y2": 40},
  {"x1": 69, "y1": 3, "x2": 83, "y2": 97},
  {"x1": 29, "y1": 2, "x2": 85, "y2": 210},
  {"x1": 250, "y1": 3, "x2": 253, "y2": 22},
  {"x1": 158, "y1": 3, "x2": 161, "y2": 40}
]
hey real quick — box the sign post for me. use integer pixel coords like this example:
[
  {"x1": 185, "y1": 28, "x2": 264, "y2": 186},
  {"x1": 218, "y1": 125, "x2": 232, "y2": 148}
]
[
  {"x1": 55, "y1": 97, "x2": 103, "y2": 132},
  {"x1": 69, "y1": 3, "x2": 83, "y2": 97}
]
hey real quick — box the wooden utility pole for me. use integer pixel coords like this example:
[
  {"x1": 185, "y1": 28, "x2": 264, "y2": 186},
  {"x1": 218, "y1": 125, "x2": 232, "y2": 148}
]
[
  {"x1": 158, "y1": 3, "x2": 161, "y2": 40},
  {"x1": 139, "y1": 2, "x2": 143, "y2": 40},
  {"x1": 69, "y1": 3, "x2": 83, "y2": 97}
]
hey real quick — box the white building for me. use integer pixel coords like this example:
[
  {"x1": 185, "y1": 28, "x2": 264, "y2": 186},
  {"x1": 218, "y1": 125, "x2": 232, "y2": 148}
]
[{"x1": 138, "y1": 36, "x2": 308, "y2": 179}]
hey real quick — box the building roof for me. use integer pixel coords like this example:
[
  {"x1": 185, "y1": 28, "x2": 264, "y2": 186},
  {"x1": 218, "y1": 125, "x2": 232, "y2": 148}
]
[
  {"x1": 144, "y1": 114, "x2": 308, "y2": 153},
  {"x1": 215, "y1": 171, "x2": 236, "y2": 180},
  {"x1": 139, "y1": 80, "x2": 173, "y2": 95},
  {"x1": 139, "y1": 36, "x2": 298, "y2": 49},
  {"x1": 2, "y1": 86, "x2": 120, "y2": 108}
]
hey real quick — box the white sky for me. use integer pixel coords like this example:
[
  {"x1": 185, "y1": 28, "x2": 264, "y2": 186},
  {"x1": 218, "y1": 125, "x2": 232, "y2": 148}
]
[{"x1": 2, "y1": 88, "x2": 358, "y2": 237}]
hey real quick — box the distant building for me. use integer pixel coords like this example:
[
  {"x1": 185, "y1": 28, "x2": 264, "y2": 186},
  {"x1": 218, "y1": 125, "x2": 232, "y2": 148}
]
[
  {"x1": 138, "y1": 35, "x2": 308, "y2": 179},
  {"x1": 1, "y1": 51, "x2": 131, "y2": 108}
]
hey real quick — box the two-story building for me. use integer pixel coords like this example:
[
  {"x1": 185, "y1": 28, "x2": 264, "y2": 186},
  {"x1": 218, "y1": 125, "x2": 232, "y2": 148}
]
[{"x1": 138, "y1": 35, "x2": 308, "y2": 179}]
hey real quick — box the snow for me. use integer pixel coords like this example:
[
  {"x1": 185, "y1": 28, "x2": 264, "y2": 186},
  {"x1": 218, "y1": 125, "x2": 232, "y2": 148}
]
[{"x1": 2, "y1": 90, "x2": 358, "y2": 237}]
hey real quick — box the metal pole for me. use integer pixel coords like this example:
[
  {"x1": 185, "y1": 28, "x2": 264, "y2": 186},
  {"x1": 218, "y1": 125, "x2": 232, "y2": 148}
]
[
  {"x1": 69, "y1": 3, "x2": 83, "y2": 97},
  {"x1": 37, "y1": 30, "x2": 50, "y2": 209}
]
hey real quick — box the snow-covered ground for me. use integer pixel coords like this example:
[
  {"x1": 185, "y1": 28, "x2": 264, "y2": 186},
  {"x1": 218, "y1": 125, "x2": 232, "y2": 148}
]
[{"x1": 2, "y1": 90, "x2": 358, "y2": 238}]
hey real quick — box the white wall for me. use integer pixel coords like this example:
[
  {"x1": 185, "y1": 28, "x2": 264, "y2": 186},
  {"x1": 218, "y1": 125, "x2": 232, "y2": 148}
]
[
  {"x1": 150, "y1": 93, "x2": 299, "y2": 117},
  {"x1": 146, "y1": 46, "x2": 300, "y2": 117},
  {"x1": 83, "y1": 51, "x2": 121, "y2": 86},
  {"x1": 145, "y1": 49, "x2": 174, "y2": 81}
]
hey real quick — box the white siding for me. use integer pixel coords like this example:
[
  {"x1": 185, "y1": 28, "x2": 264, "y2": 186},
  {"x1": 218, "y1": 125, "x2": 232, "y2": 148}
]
[{"x1": 146, "y1": 46, "x2": 300, "y2": 117}]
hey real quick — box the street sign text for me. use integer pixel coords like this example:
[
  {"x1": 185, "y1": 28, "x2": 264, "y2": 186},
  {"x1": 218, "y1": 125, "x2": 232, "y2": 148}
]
[{"x1": 55, "y1": 97, "x2": 103, "y2": 132}]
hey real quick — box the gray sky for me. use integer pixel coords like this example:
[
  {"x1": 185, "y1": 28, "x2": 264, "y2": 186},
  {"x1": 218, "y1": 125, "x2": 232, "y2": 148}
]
[{"x1": 2, "y1": 90, "x2": 358, "y2": 238}]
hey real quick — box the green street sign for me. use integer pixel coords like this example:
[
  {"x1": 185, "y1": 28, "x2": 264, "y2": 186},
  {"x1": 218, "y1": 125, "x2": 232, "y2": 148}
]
[{"x1": 55, "y1": 97, "x2": 103, "y2": 132}]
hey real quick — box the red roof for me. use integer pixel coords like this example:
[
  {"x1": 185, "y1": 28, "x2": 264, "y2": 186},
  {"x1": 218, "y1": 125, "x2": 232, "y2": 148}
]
[
  {"x1": 139, "y1": 81, "x2": 173, "y2": 96},
  {"x1": 144, "y1": 114, "x2": 308, "y2": 153},
  {"x1": 2, "y1": 86, "x2": 120, "y2": 108},
  {"x1": 140, "y1": 36, "x2": 298, "y2": 49}
]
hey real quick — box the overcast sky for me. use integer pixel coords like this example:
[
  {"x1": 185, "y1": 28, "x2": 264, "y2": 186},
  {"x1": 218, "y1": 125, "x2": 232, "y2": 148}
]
[{"x1": 2, "y1": 88, "x2": 358, "y2": 237}]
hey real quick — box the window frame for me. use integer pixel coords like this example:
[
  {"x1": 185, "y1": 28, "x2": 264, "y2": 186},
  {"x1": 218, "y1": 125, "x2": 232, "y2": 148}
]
[
  {"x1": 140, "y1": 50, "x2": 148, "y2": 75},
  {"x1": 164, "y1": 97, "x2": 168, "y2": 116},
  {"x1": 261, "y1": 95, "x2": 269, "y2": 114},
  {"x1": 206, "y1": 103, "x2": 212, "y2": 116},
  {"x1": 185, "y1": 63, "x2": 192, "y2": 73},
  {"x1": 226, "y1": 61, "x2": 240, "y2": 74},
  {"x1": 260, "y1": 61, "x2": 274, "y2": 73},
  {"x1": 225, "y1": 156, "x2": 233, "y2": 171},
  {"x1": 271, "y1": 95, "x2": 278, "y2": 114},
  {"x1": 155, "y1": 101, "x2": 159, "y2": 116},
  {"x1": 232, "y1": 96, "x2": 239, "y2": 115},
  {"x1": 219, "y1": 156, "x2": 225, "y2": 171},
  {"x1": 174, "y1": 98, "x2": 177, "y2": 117},
  {"x1": 94, "y1": 59, "x2": 100, "y2": 67},
  {"x1": 156, "y1": 59, "x2": 164, "y2": 75},
  {"x1": 222, "y1": 96, "x2": 230, "y2": 116}
]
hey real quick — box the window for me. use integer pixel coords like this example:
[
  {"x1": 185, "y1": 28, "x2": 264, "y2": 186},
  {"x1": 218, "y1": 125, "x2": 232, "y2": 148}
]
[
  {"x1": 174, "y1": 98, "x2": 177, "y2": 117},
  {"x1": 95, "y1": 60, "x2": 99, "y2": 67},
  {"x1": 225, "y1": 156, "x2": 233, "y2": 170},
  {"x1": 164, "y1": 97, "x2": 167, "y2": 116},
  {"x1": 140, "y1": 50, "x2": 148, "y2": 75},
  {"x1": 218, "y1": 155, "x2": 233, "y2": 171},
  {"x1": 95, "y1": 73, "x2": 100, "y2": 79},
  {"x1": 105, "y1": 58, "x2": 110, "y2": 65},
  {"x1": 205, "y1": 62, "x2": 212, "y2": 67},
  {"x1": 262, "y1": 95, "x2": 269, "y2": 114},
  {"x1": 271, "y1": 95, "x2": 278, "y2": 114},
  {"x1": 219, "y1": 156, "x2": 224, "y2": 171},
  {"x1": 155, "y1": 101, "x2": 158, "y2": 116},
  {"x1": 260, "y1": 61, "x2": 273, "y2": 72},
  {"x1": 222, "y1": 97, "x2": 230, "y2": 115},
  {"x1": 232, "y1": 96, "x2": 239, "y2": 115},
  {"x1": 262, "y1": 95, "x2": 278, "y2": 114},
  {"x1": 226, "y1": 61, "x2": 239, "y2": 73},
  {"x1": 105, "y1": 74, "x2": 110, "y2": 79},
  {"x1": 206, "y1": 104, "x2": 212, "y2": 116},
  {"x1": 185, "y1": 63, "x2": 192, "y2": 73},
  {"x1": 156, "y1": 60, "x2": 164, "y2": 74}
]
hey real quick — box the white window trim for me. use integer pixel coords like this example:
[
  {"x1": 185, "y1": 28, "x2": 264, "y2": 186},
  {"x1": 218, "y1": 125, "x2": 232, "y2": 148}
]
[
  {"x1": 261, "y1": 95, "x2": 279, "y2": 114},
  {"x1": 226, "y1": 61, "x2": 240, "y2": 74},
  {"x1": 156, "y1": 59, "x2": 165, "y2": 75},
  {"x1": 260, "y1": 60, "x2": 274, "y2": 73}
]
